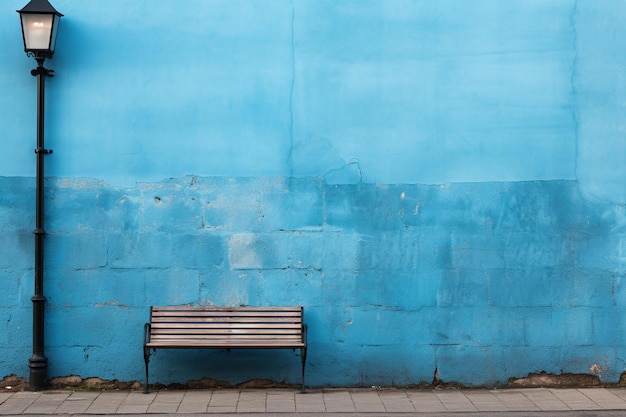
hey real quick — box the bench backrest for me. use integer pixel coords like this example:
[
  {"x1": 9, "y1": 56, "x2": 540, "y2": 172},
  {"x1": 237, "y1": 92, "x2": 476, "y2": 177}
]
[{"x1": 148, "y1": 306, "x2": 304, "y2": 348}]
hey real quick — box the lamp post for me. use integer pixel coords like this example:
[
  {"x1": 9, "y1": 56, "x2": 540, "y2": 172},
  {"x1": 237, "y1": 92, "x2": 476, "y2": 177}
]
[{"x1": 17, "y1": 0, "x2": 63, "y2": 392}]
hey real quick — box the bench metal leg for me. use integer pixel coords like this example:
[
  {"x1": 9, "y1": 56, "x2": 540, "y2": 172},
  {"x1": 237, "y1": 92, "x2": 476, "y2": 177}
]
[
  {"x1": 143, "y1": 346, "x2": 151, "y2": 394},
  {"x1": 143, "y1": 322, "x2": 152, "y2": 394},
  {"x1": 300, "y1": 322, "x2": 308, "y2": 393},
  {"x1": 301, "y1": 347, "x2": 307, "y2": 393}
]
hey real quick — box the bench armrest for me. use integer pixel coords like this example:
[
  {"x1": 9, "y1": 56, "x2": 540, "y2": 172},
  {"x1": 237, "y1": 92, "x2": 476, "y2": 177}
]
[{"x1": 302, "y1": 323, "x2": 308, "y2": 346}]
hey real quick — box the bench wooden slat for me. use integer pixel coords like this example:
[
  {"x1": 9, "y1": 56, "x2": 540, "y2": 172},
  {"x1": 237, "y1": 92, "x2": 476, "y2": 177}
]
[
  {"x1": 151, "y1": 313, "x2": 301, "y2": 316},
  {"x1": 152, "y1": 332, "x2": 302, "y2": 338},
  {"x1": 153, "y1": 316, "x2": 301, "y2": 323},
  {"x1": 151, "y1": 330, "x2": 302, "y2": 334},
  {"x1": 150, "y1": 334, "x2": 304, "y2": 339},
  {"x1": 149, "y1": 336, "x2": 304, "y2": 343},
  {"x1": 152, "y1": 309, "x2": 301, "y2": 315},
  {"x1": 152, "y1": 321, "x2": 301, "y2": 325},
  {"x1": 152, "y1": 312, "x2": 301, "y2": 318},
  {"x1": 152, "y1": 322, "x2": 300, "y2": 328},
  {"x1": 151, "y1": 328, "x2": 303, "y2": 334},
  {"x1": 148, "y1": 335, "x2": 305, "y2": 341},
  {"x1": 150, "y1": 336, "x2": 302, "y2": 341}
]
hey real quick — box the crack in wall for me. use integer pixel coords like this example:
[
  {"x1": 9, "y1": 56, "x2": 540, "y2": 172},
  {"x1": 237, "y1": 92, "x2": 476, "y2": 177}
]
[
  {"x1": 570, "y1": 0, "x2": 580, "y2": 184},
  {"x1": 287, "y1": 0, "x2": 296, "y2": 179}
]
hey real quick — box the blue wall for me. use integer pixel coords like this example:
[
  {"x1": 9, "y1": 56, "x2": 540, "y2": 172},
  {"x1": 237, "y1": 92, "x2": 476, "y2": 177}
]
[{"x1": 1, "y1": 0, "x2": 626, "y2": 387}]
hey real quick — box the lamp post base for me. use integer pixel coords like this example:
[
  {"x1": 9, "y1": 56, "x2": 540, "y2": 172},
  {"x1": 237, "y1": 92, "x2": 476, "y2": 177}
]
[{"x1": 29, "y1": 354, "x2": 48, "y2": 391}]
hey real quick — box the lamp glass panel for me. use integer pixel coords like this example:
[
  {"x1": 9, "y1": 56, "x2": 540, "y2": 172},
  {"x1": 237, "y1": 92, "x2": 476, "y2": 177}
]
[
  {"x1": 21, "y1": 13, "x2": 54, "y2": 50},
  {"x1": 49, "y1": 14, "x2": 60, "y2": 52}
]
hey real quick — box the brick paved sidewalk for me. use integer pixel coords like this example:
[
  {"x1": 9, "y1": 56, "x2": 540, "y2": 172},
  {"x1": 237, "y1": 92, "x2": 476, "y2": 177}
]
[{"x1": 1, "y1": 387, "x2": 626, "y2": 414}]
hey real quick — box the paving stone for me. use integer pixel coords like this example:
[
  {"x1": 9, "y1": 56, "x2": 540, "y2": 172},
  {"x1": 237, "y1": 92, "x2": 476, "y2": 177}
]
[
  {"x1": 147, "y1": 401, "x2": 180, "y2": 413},
  {"x1": 206, "y1": 390, "x2": 239, "y2": 413},
  {"x1": 608, "y1": 388, "x2": 626, "y2": 401},
  {"x1": 23, "y1": 392, "x2": 70, "y2": 414},
  {"x1": 266, "y1": 390, "x2": 295, "y2": 400},
  {"x1": 54, "y1": 399, "x2": 93, "y2": 414},
  {"x1": 407, "y1": 391, "x2": 447, "y2": 413},
  {"x1": 265, "y1": 390, "x2": 295, "y2": 412},
  {"x1": 116, "y1": 404, "x2": 151, "y2": 414},
  {"x1": 206, "y1": 405, "x2": 237, "y2": 413},
  {"x1": 0, "y1": 394, "x2": 13, "y2": 405},
  {"x1": 148, "y1": 391, "x2": 186, "y2": 413},
  {"x1": 236, "y1": 390, "x2": 266, "y2": 412},
  {"x1": 550, "y1": 388, "x2": 603, "y2": 410},
  {"x1": 350, "y1": 390, "x2": 386, "y2": 412},
  {"x1": 154, "y1": 391, "x2": 186, "y2": 402},
  {"x1": 492, "y1": 390, "x2": 540, "y2": 411},
  {"x1": 464, "y1": 391, "x2": 508, "y2": 411},
  {"x1": 84, "y1": 391, "x2": 129, "y2": 414},
  {"x1": 295, "y1": 392, "x2": 326, "y2": 412},
  {"x1": 323, "y1": 390, "x2": 355, "y2": 412},
  {"x1": 579, "y1": 388, "x2": 626, "y2": 410},
  {"x1": 208, "y1": 390, "x2": 239, "y2": 407},
  {"x1": 434, "y1": 390, "x2": 478, "y2": 412},
  {"x1": 267, "y1": 399, "x2": 296, "y2": 412},
  {"x1": 123, "y1": 392, "x2": 157, "y2": 405},
  {"x1": 177, "y1": 391, "x2": 211, "y2": 413},
  {"x1": 236, "y1": 400, "x2": 266, "y2": 412},
  {"x1": 0, "y1": 392, "x2": 39, "y2": 415},
  {"x1": 379, "y1": 391, "x2": 416, "y2": 412},
  {"x1": 519, "y1": 388, "x2": 571, "y2": 411}
]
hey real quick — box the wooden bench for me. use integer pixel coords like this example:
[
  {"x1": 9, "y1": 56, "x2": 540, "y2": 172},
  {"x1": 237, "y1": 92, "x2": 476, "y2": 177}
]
[{"x1": 143, "y1": 306, "x2": 307, "y2": 393}]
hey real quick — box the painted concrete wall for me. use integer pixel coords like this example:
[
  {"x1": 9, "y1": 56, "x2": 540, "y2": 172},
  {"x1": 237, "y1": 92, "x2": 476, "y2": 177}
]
[{"x1": 1, "y1": 0, "x2": 626, "y2": 387}]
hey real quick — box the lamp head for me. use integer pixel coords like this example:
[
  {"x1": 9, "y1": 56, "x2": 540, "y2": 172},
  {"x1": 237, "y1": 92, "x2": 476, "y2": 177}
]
[{"x1": 18, "y1": 0, "x2": 63, "y2": 60}]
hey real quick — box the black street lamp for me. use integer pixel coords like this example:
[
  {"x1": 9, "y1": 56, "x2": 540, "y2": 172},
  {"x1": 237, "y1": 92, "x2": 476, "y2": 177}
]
[{"x1": 17, "y1": 0, "x2": 63, "y2": 392}]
